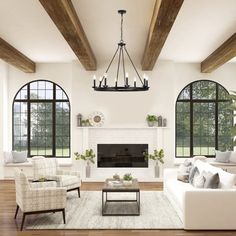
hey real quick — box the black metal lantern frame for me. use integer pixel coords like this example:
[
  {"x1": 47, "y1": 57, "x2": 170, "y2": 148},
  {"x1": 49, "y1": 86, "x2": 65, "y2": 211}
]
[{"x1": 93, "y1": 10, "x2": 149, "y2": 92}]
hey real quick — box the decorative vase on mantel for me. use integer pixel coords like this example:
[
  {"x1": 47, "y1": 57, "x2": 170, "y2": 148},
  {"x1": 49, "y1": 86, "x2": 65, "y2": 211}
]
[
  {"x1": 155, "y1": 161, "x2": 160, "y2": 178},
  {"x1": 148, "y1": 121, "x2": 155, "y2": 127},
  {"x1": 74, "y1": 149, "x2": 95, "y2": 179},
  {"x1": 86, "y1": 161, "x2": 91, "y2": 178}
]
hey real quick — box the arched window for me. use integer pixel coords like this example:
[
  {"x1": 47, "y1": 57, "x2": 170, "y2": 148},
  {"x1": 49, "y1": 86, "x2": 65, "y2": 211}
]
[
  {"x1": 13, "y1": 80, "x2": 70, "y2": 158},
  {"x1": 176, "y1": 80, "x2": 233, "y2": 158}
]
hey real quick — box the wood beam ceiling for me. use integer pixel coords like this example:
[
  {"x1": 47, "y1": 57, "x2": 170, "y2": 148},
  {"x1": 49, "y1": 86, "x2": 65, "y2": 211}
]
[
  {"x1": 201, "y1": 33, "x2": 236, "y2": 73},
  {"x1": 0, "y1": 37, "x2": 35, "y2": 73},
  {"x1": 39, "y1": 0, "x2": 97, "y2": 71},
  {"x1": 141, "y1": 0, "x2": 184, "y2": 70}
]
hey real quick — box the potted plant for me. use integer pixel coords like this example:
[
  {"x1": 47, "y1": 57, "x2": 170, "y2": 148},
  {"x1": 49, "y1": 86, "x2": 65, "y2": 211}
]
[
  {"x1": 144, "y1": 149, "x2": 164, "y2": 178},
  {"x1": 123, "y1": 173, "x2": 133, "y2": 185},
  {"x1": 146, "y1": 115, "x2": 158, "y2": 127},
  {"x1": 229, "y1": 92, "x2": 236, "y2": 147},
  {"x1": 74, "y1": 149, "x2": 95, "y2": 178},
  {"x1": 113, "y1": 173, "x2": 120, "y2": 181}
]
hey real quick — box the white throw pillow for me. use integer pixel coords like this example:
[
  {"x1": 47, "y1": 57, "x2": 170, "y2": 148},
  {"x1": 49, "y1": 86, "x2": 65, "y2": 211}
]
[
  {"x1": 229, "y1": 151, "x2": 236, "y2": 163},
  {"x1": 192, "y1": 173, "x2": 205, "y2": 188},
  {"x1": 215, "y1": 150, "x2": 231, "y2": 163},
  {"x1": 218, "y1": 169, "x2": 236, "y2": 189},
  {"x1": 194, "y1": 160, "x2": 236, "y2": 189},
  {"x1": 3, "y1": 152, "x2": 13, "y2": 164},
  {"x1": 12, "y1": 151, "x2": 28, "y2": 163}
]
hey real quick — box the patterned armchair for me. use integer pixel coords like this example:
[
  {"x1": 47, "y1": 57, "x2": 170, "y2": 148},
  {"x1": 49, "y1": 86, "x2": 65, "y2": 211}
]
[
  {"x1": 32, "y1": 157, "x2": 81, "y2": 197},
  {"x1": 14, "y1": 168, "x2": 67, "y2": 231}
]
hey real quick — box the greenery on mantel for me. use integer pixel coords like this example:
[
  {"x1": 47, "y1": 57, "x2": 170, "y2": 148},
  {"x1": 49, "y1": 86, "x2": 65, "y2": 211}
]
[
  {"x1": 74, "y1": 149, "x2": 95, "y2": 164},
  {"x1": 144, "y1": 149, "x2": 164, "y2": 164},
  {"x1": 146, "y1": 115, "x2": 158, "y2": 122}
]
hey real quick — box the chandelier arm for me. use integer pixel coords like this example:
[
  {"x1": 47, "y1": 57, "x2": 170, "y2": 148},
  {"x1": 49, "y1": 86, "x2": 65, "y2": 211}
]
[
  {"x1": 121, "y1": 47, "x2": 126, "y2": 85},
  {"x1": 124, "y1": 46, "x2": 144, "y2": 85},
  {"x1": 116, "y1": 46, "x2": 122, "y2": 84},
  {"x1": 100, "y1": 46, "x2": 120, "y2": 83}
]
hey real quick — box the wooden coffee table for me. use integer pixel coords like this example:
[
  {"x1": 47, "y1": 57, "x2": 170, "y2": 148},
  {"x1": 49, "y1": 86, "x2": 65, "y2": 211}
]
[{"x1": 102, "y1": 178, "x2": 140, "y2": 216}]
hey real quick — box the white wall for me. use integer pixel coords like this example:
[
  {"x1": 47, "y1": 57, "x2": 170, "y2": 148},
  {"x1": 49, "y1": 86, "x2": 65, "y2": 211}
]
[
  {"x1": 0, "y1": 61, "x2": 8, "y2": 179},
  {"x1": 1, "y1": 61, "x2": 236, "y2": 179}
]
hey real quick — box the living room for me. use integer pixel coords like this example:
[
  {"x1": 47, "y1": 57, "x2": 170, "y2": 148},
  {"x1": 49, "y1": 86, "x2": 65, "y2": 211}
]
[{"x1": 0, "y1": 0, "x2": 236, "y2": 235}]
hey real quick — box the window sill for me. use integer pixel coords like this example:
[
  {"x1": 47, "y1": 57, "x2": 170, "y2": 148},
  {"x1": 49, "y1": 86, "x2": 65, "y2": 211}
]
[{"x1": 4, "y1": 158, "x2": 72, "y2": 167}]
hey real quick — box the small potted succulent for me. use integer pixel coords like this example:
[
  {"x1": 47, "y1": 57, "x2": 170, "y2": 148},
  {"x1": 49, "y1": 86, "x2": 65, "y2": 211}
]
[
  {"x1": 146, "y1": 115, "x2": 158, "y2": 127},
  {"x1": 123, "y1": 173, "x2": 133, "y2": 186},
  {"x1": 74, "y1": 149, "x2": 95, "y2": 178}
]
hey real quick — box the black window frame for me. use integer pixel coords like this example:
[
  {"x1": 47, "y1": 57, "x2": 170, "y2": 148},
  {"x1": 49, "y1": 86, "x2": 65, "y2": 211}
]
[
  {"x1": 175, "y1": 80, "x2": 233, "y2": 158},
  {"x1": 12, "y1": 80, "x2": 71, "y2": 158}
]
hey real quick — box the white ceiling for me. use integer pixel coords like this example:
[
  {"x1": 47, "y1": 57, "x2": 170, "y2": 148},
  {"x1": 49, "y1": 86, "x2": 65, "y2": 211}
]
[{"x1": 0, "y1": 0, "x2": 235, "y2": 65}]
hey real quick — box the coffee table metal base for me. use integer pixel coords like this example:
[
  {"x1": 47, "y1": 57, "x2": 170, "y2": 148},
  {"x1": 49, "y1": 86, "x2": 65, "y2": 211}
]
[{"x1": 102, "y1": 191, "x2": 140, "y2": 216}]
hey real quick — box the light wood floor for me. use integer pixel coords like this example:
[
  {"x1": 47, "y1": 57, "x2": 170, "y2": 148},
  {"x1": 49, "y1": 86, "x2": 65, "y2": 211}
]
[{"x1": 0, "y1": 180, "x2": 235, "y2": 236}]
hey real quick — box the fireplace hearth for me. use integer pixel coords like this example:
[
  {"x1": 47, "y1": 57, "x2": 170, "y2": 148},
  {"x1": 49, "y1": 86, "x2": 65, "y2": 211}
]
[{"x1": 97, "y1": 144, "x2": 148, "y2": 168}]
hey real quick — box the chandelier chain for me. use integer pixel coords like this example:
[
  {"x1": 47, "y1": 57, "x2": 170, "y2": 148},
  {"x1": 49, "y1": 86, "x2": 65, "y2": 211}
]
[
  {"x1": 92, "y1": 9, "x2": 149, "y2": 92},
  {"x1": 121, "y1": 13, "x2": 123, "y2": 41}
]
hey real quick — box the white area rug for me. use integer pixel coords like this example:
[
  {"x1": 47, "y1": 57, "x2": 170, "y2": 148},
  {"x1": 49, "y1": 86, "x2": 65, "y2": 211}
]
[{"x1": 26, "y1": 191, "x2": 183, "y2": 229}]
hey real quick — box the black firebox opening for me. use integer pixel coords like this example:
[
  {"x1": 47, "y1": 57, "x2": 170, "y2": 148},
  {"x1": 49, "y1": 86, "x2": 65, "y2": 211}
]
[{"x1": 97, "y1": 144, "x2": 148, "y2": 168}]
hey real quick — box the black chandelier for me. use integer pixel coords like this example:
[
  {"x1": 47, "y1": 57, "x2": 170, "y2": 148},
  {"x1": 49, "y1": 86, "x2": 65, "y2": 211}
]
[{"x1": 92, "y1": 10, "x2": 149, "y2": 92}]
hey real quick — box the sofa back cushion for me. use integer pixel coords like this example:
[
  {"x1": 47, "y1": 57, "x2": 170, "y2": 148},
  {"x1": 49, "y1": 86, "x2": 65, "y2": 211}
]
[{"x1": 194, "y1": 160, "x2": 236, "y2": 189}]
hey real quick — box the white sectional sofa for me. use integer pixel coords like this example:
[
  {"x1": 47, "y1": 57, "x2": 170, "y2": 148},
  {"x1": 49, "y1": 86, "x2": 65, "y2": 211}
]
[{"x1": 164, "y1": 160, "x2": 236, "y2": 230}]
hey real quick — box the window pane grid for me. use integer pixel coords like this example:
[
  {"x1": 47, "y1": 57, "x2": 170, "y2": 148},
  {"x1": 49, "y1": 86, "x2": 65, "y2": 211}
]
[
  {"x1": 13, "y1": 80, "x2": 70, "y2": 158},
  {"x1": 176, "y1": 80, "x2": 233, "y2": 158}
]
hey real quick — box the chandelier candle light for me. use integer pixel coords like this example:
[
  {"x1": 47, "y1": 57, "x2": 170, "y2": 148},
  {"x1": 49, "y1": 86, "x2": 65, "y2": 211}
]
[{"x1": 92, "y1": 10, "x2": 149, "y2": 92}]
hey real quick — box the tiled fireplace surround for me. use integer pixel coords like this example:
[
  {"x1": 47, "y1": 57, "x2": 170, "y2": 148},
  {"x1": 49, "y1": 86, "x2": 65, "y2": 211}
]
[{"x1": 76, "y1": 127, "x2": 166, "y2": 181}]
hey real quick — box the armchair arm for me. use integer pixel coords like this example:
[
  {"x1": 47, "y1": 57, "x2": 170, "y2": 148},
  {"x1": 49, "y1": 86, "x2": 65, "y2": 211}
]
[
  {"x1": 29, "y1": 181, "x2": 57, "y2": 189},
  {"x1": 184, "y1": 189, "x2": 236, "y2": 229},
  {"x1": 29, "y1": 186, "x2": 67, "y2": 196},
  {"x1": 22, "y1": 187, "x2": 67, "y2": 212},
  {"x1": 57, "y1": 169, "x2": 81, "y2": 178}
]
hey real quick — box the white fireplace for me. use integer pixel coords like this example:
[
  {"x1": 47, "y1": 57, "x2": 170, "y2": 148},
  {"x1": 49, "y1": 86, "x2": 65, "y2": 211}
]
[{"x1": 75, "y1": 127, "x2": 167, "y2": 181}]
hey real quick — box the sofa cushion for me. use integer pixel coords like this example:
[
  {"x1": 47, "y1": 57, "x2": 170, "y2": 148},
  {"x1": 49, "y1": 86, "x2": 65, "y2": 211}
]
[
  {"x1": 165, "y1": 178, "x2": 195, "y2": 210},
  {"x1": 193, "y1": 155, "x2": 207, "y2": 163},
  {"x1": 192, "y1": 172, "x2": 205, "y2": 188},
  {"x1": 203, "y1": 171, "x2": 219, "y2": 189},
  {"x1": 189, "y1": 166, "x2": 199, "y2": 184},
  {"x1": 59, "y1": 175, "x2": 80, "y2": 187},
  {"x1": 177, "y1": 174, "x2": 189, "y2": 183},
  {"x1": 215, "y1": 150, "x2": 231, "y2": 163},
  {"x1": 194, "y1": 160, "x2": 236, "y2": 189}
]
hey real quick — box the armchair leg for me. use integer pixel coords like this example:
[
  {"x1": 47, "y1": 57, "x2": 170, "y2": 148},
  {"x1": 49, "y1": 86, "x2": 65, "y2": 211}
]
[
  {"x1": 14, "y1": 205, "x2": 19, "y2": 219},
  {"x1": 78, "y1": 187, "x2": 80, "y2": 198},
  {"x1": 62, "y1": 209, "x2": 66, "y2": 224},
  {"x1": 20, "y1": 213, "x2": 26, "y2": 231}
]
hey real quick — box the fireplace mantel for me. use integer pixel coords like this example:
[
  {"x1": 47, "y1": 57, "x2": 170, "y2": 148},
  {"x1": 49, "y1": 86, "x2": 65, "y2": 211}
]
[
  {"x1": 75, "y1": 126, "x2": 168, "y2": 181},
  {"x1": 77, "y1": 126, "x2": 168, "y2": 129}
]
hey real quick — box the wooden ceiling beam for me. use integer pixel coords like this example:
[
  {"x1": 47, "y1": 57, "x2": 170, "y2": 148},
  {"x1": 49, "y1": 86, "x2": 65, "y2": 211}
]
[
  {"x1": 201, "y1": 33, "x2": 236, "y2": 73},
  {"x1": 141, "y1": 0, "x2": 184, "y2": 70},
  {"x1": 0, "y1": 37, "x2": 35, "y2": 73},
  {"x1": 39, "y1": 0, "x2": 97, "y2": 71}
]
